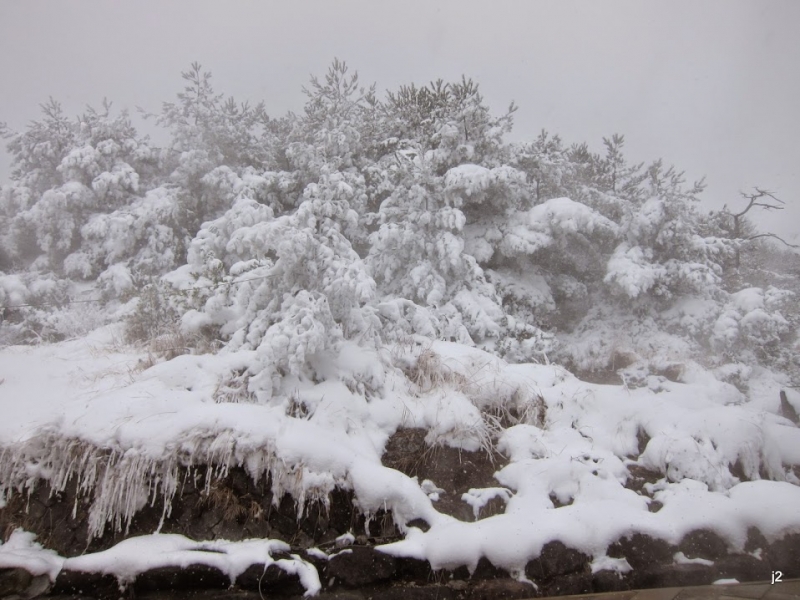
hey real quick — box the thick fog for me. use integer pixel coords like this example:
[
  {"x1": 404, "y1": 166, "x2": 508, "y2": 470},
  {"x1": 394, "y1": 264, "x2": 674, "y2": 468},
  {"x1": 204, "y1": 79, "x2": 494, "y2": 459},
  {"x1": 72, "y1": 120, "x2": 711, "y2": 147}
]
[{"x1": 1, "y1": 0, "x2": 798, "y2": 239}]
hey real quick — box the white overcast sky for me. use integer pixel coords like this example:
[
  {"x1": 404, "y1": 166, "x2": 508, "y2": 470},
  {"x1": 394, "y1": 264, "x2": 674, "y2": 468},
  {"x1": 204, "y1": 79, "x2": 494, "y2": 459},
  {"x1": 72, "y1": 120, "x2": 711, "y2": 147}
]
[{"x1": 1, "y1": 0, "x2": 798, "y2": 240}]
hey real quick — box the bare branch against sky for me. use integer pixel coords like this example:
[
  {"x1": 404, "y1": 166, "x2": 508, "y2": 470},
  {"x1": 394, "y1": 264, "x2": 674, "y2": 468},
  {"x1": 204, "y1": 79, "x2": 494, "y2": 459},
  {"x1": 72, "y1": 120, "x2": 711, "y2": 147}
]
[{"x1": 0, "y1": 0, "x2": 798, "y2": 239}]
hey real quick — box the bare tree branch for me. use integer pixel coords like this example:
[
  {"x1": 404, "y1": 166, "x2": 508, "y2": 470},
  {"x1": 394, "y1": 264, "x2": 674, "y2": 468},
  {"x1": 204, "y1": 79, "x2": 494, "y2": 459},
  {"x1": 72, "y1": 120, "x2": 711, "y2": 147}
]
[
  {"x1": 745, "y1": 232, "x2": 800, "y2": 249},
  {"x1": 733, "y1": 188, "x2": 786, "y2": 218},
  {"x1": 722, "y1": 188, "x2": 795, "y2": 269}
]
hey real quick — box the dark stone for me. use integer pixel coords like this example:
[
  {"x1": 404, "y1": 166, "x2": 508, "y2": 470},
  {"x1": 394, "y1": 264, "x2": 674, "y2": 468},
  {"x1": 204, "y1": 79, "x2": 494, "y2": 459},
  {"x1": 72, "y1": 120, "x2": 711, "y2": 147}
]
[
  {"x1": 656, "y1": 363, "x2": 684, "y2": 383},
  {"x1": 235, "y1": 562, "x2": 306, "y2": 596},
  {"x1": 767, "y1": 532, "x2": 800, "y2": 578},
  {"x1": 406, "y1": 519, "x2": 431, "y2": 532},
  {"x1": 382, "y1": 428, "x2": 504, "y2": 522},
  {"x1": 133, "y1": 563, "x2": 230, "y2": 593},
  {"x1": 299, "y1": 549, "x2": 329, "y2": 585},
  {"x1": 0, "y1": 567, "x2": 33, "y2": 597},
  {"x1": 745, "y1": 527, "x2": 769, "y2": 553},
  {"x1": 466, "y1": 579, "x2": 537, "y2": 599},
  {"x1": 625, "y1": 465, "x2": 662, "y2": 494},
  {"x1": 636, "y1": 428, "x2": 651, "y2": 457},
  {"x1": 24, "y1": 573, "x2": 53, "y2": 598},
  {"x1": 679, "y1": 529, "x2": 728, "y2": 560},
  {"x1": 525, "y1": 541, "x2": 590, "y2": 581},
  {"x1": 1, "y1": 465, "x2": 372, "y2": 558},
  {"x1": 52, "y1": 570, "x2": 122, "y2": 600},
  {"x1": 328, "y1": 546, "x2": 397, "y2": 587},
  {"x1": 714, "y1": 554, "x2": 771, "y2": 582},
  {"x1": 475, "y1": 495, "x2": 508, "y2": 520},
  {"x1": 730, "y1": 459, "x2": 749, "y2": 482},
  {"x1": 780, "y1": 390, "x2": 799, "y2": 424},
  {"x1": 574, "y1": 370, "x2": 622, "y2": 385},
  {"x1": 548, "y1": 492, "x2": 573, "y2": 508},
  {"x1": 542, "y1": 571, "x2": 593, "y2": 596},
  {"x1": 393, "y1": 556, "x2": 434, "y2": 584},
  {"x1": 382, "y1": 428, "x2": 428, "y2": 478},
  {"x1": 470, "y1": 557, "x2": 506, "y2": 580},
  {"x1": 607, "y1": 533, "x2": 674, "y2": 571},
  {"x1": 591, "y1": 569, "x2": 631, "y2": 592},
  {"x1": 610, "y1": 350, "x2": 639, "y2": 370},
  {"x1": 633, "y1": 563, "x2": 716, "y2": 589}
]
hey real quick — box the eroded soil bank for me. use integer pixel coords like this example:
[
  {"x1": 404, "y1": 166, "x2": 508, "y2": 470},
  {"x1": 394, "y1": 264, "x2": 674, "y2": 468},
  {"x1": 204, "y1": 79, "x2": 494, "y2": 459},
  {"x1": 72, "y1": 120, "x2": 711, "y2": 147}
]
[{"x1": 2, "y1": 428, "x2": 799, "y2": 599}]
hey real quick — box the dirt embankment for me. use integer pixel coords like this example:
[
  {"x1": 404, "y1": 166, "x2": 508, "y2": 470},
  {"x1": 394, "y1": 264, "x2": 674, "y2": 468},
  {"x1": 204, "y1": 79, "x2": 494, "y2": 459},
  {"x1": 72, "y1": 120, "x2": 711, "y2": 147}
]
[{"x1": 2, "y1": 428, "x2": 800, "y2": 600}]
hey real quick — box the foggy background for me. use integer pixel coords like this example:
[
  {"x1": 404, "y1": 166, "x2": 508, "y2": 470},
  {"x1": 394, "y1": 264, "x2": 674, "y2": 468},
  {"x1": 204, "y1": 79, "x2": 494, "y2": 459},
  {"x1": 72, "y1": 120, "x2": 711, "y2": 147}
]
[{"x1": 1, "y1": 0, "x2": 798, "y2": 241}]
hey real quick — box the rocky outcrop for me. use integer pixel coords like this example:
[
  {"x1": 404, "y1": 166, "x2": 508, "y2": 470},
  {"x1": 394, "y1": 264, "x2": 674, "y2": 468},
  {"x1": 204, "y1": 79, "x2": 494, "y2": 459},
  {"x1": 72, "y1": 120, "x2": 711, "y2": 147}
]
[{"x1": 2, "y1": 428, "x2": 799, "y2": 598}]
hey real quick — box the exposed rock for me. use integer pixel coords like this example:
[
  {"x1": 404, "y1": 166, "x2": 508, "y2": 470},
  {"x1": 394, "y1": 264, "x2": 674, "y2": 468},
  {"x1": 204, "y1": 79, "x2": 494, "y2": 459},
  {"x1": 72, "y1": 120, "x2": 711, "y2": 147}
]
[
  {"x1": 542, "y1": 571, "x2": 593, "y2": 596},
  {"x1": 382, "y1": 429, "x2": 504, "y2": 523},
  {"x1": 525, "y1": 540, "x2": 591, "y2": 581},
  {"x1": 0, "y1": 467, "x2": 364, "y2": 558},
  {"x1": 382, "y1": 429, "x2": 428, "y2": 477},
  {"x1": 51, "y1": 570, "x2": 121, "y2": 600},
  {"x1": 768, "y1": 533, "x2": 800, "y2": 578},
  {"x1": 591, "y1": 569, "x2": 631, "y2": 592},
  {"x1": 392, "y1": 555, "x2": 434, "y2": 584},
  {"x1": 470, "y1": 557, "x2": 507, "y2": 580},
  {"x1": 625, "y1": 464, "x2": 662, "y2": 494},
  {"x1": 655, "y1": 363, "x2": 684, "y2": 382},
  {"x1": 133, "y1": 563, "x2": 230, "y2": 594},
  {"x1": 745, "y1": 527, "x2": 769, "y2": 553},
  {"x1": 780, "y1": 390, "x2": 799, "y2": 424},
  {"x1": 235, "y1": 562, "x2": 306, "y2": 596},
  {"x1": 611, "y1": 350, "x2": 640, "y2": 370},
  {"x1": 714, "y1": 554, "x2": 771, "y2": 581},
  {"x1": 466, "y1": 578, "x2": 536, "y2": 599},
  {"x1": 679, "y1": 529, "x2": 728, "y2": 560},
  {"x1": 608, "y1": 533, "x2": 674, "y2": 571},
  {"x1": 0, "y1": 567, "x2": 34, "y2": 598},
  {"x1": 573, "y1": 370, "x2": 622, "y2": 385},
  {"x1": 633, "y1": 563, "x2": 716, "y2": 589},
  {"x1": 328, "y1": 547, "x2": 397, "y2": 588}
]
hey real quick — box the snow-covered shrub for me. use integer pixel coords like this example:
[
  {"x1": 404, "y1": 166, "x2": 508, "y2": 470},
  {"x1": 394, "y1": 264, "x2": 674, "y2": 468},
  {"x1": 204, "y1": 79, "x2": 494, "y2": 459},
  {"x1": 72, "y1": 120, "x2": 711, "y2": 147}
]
[
  {"x1": 556, "y1": 304, "x2": 695, "y2": 373},
  {"x1": 605, "y1": 164, "x2": 728, "y2": 303},
  {"x1": 383, "y1": 76, "x2": 515, "y2": 175},
  {"x1": 1, "y1": 101, "x2": 156, "y2": 272},
  {"x1": 78, "y1": 186, "x2": 190, "y2": 281},
  {"x1": 511, "y1": 130, "x2": 575, "y2": 205},
  {"x1": 177, "y1": 171, "x2": 379, "y2": 400},
  {"x1": 124, "y1": 280, "x2": 182, "y2": 345},
  {"x1": 157, "y1": 63, "x2": 272, "y2": 177},
  {"x1": 0, "y1": 272, "x2": 76, "y2": 343},
  {"x1": 368, "y1": 174, "x2": 505, "y2": 344},
  {"x1": 711, "y1": 287, "x2": 794, "y2": 362}
]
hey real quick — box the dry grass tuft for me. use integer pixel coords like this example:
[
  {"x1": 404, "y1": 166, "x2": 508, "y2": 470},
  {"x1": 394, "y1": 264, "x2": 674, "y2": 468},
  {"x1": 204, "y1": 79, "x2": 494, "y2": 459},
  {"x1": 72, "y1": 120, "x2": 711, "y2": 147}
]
[
  {"x1": 405, "y1": 346, "x2": 469, "y2": 394},
  {"x1": 203, "y1": 483, "x2": 263, "y2": 523},
  {"x1": 213, "y1": 368, "x2": 257, "y2": 404}
]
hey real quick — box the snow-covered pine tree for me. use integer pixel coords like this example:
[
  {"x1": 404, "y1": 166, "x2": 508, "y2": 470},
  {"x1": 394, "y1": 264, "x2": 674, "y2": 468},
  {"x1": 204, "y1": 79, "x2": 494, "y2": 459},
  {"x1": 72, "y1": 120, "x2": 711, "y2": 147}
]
[
  {"x1": 1, "y1": 100, "x2": 154, "y2": 277},
  {"x1": 367, "y1": 77, "x2": 521, "y2": 346}
]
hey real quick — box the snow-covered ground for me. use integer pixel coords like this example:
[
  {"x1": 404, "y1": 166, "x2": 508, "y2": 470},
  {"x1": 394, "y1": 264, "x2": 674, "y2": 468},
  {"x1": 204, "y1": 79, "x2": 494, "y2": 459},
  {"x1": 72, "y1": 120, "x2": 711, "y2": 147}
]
[{"x1": 1, "y1": 323, "x2": 799, "y2": 591}]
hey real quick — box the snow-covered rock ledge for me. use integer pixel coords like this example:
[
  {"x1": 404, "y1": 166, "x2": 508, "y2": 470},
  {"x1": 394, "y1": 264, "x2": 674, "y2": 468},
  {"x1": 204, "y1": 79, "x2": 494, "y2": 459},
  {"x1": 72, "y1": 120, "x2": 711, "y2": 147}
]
[
  {"x1": 2, "y1": 527, "x2": 800, "y2": 599},
  {"x1": 2, "y1": 331, "x2": 800, "y2": 597},
  {"x1": 0, "y1": 530, "x2": 320, "y2": 598}
]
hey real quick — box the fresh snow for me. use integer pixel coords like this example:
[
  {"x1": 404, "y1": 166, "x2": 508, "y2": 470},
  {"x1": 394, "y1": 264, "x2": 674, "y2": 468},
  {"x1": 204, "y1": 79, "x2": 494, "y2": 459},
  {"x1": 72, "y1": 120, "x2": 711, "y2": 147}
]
[
  {"x1": 0, "y1": 530, "x2": 64, "y2": 580},
  {"x1": 0, "y1": 531, "x2": 321, "y2": 595},
  {"x1": 1, "y1": 324, "x2": 799, "y2": 586}
]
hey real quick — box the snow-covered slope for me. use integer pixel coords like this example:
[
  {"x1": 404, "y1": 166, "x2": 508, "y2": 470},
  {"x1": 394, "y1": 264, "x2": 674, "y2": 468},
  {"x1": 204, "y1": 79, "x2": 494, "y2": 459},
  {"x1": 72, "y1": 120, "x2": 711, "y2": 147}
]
[{"x1": 1, "y1": 324, "x2": 799, "y2": 587}]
